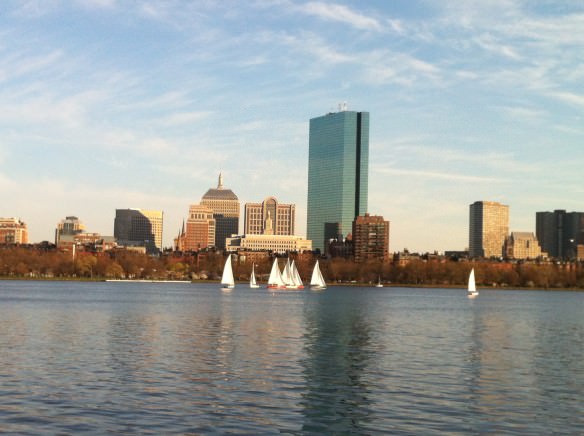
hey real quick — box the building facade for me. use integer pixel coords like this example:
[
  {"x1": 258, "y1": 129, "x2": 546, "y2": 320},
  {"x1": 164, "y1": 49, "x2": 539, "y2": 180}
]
[
  {"x1": 504, "y1": 232, "x2": 543, "y2": 260},
  {"x1": 307, "y1": 109, "x2": 369, "y2": 253},
  {"x1": 244, "y1": 196, "x2": 295, "y2": 235},
  {"x1": 55, "y1": 216, "x2": 86, "y2": 245},
  {"x1": 0, "y1": 218, "x2": 28, "y2": 244},
  {"x1": 225, "y1": 234, "x2": 312, "y2": 254},
  {"x1": 536, "y1": 210, "x2": 584, "y2": 259},
  {"x1": 201, "y1": 174, "x2": 240, "y2": 250},
  {"x1": 114, "y1": 208, "x2": 163, "y2": 254},
  {"x1": 184, "y1": 204, "x2": 216, "y2": 251},
  {"x1": 352, "y1": 213, "x2": 390, "y2": 262},
  {"x1": 469, "y1": 201, "x2": 509, "y2": 258}
]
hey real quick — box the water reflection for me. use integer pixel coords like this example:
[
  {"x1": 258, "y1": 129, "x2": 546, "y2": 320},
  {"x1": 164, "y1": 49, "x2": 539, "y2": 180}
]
[{"x1": 300, "y1": 292, "x2": 374, "y2": 433}]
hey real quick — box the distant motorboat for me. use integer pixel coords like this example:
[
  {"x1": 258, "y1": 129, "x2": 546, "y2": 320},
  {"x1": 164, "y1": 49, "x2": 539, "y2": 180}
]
[
  {"x1": 310, "y1": 260, "x2": 326, "y2": 291},
  {"x1": 467, "y1": 268, "x2": 478, "y2": 298},
  {"x1": 221, "y1": 254, "x2": 235, "y2": 291},
  {"x1": 250, "y1": 263, "x2": 260, "y2": 289}
]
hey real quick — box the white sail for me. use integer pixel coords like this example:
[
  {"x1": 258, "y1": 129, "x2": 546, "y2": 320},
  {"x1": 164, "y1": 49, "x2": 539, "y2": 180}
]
[
  {"x1": 375, "y1": 276, "x2": 383, "y2": 288},
  {"x1": 282, "y1": 259, "x2": 293, "y2": 286},
  {"x1": 250, "y1": 264, "x2": 259, "y2": 288},
  {"x1": 287, "y1": 260, "x2": 304, "y2": 289},
  {"x1": 467, "y1": 268, "x2": 478, "y2": 297},
  {"x1": 310, "y1": 261, "x2": 326, "y2": 290},
  {"x1": 267, "y1": 258, "x2": 285, "y2": 288},
  {"x1": 221, "y1": 254, "x2": 235, "y2": 289}
]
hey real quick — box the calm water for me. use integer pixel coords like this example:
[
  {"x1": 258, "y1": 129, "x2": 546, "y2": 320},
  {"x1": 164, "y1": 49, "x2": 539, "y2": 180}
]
[{"x1": 0, "y1": 281, "x2": 582, "y2": 434}]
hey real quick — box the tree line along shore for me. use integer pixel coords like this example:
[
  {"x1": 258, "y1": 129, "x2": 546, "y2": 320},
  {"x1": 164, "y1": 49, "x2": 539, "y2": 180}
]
[{"x1": 1, "y1": 246, "x2": 583, "y2": 290}]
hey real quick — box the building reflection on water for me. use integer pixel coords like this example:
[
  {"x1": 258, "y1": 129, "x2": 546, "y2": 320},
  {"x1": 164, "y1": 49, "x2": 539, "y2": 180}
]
[{"x1": 299, "y1": 293, "x2": 374, "y2": 433}]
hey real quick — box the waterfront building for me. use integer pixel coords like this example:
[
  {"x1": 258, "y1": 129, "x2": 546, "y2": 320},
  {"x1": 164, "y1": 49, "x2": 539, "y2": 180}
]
[
  {"x1": 55, "y1": 216, "x2": 86, "y2": 245},
  {"x1": 307, "y1": 107, "x2": 369, "y2": 253},
  {"x1": 536, "y1": 210, "x2": 584, "y2": 260},
  {"x1": 114, "y1": 208, "x2": 163, "y2": 254},
  {"x1": 504, "y1": 232, "x2": 543, "y2": 260},
  {"x1": 225, "y1": 234, "x2": 312, "y2": 254},
  {"x1": 352, "y1": 213, "x2": 390, "y2": 262},
  {"x1": 244, "y1": 197, "x2": 295, "y2": 235},
  {"x1": 183, "y1": 204, "x2": 216, "y2": 251},
  {"x1": 0, "y1": 217, "x2": 28, "y2": 244},
  {"x1": 469, "y1": 201, "x2": 509, "y2": 258},
  {"x1": 201, "y1": 173, "x2": 240, "y2": 250}
]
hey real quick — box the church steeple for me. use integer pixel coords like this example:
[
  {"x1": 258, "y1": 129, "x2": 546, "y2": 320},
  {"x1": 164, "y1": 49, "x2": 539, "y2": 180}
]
[{"x1": 217, "y1": 172, "x2": 224, "y2": 190}]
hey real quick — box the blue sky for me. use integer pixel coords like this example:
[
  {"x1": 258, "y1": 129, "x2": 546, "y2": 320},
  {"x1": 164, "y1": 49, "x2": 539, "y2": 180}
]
[{"x1": 1, "y1": 0, "x2": 583, "y2": 252}]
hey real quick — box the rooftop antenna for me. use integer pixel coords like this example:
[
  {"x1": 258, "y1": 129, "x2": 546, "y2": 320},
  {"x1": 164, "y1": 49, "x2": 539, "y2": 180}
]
[{"x1": 338, "y1": 101, "x2": 348, "y2": 112}]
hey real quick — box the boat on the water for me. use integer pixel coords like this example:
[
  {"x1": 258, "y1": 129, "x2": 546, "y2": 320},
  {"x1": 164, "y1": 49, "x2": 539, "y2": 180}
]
[
  {"x1": 221, "y1": 254, "x2": 235, "y2": 291},
  {"x1": 467, "y1": 268, "x2": 478, "y2": 298},
  {"x1": 250, "y1": 263, "x2": 260, "y2": 289},
  {"x1": 267, "y1": 258, "x2": 286, "y2": 289},
  {"x1": 310, "y1": 260, "x2": 326, "y2": 291},
  {"x1": 375, "y1": 276, "x2": 383, "y2": 288},
  {"x1": 286, "y1": 260, "x2": 304, "y2": 289}
]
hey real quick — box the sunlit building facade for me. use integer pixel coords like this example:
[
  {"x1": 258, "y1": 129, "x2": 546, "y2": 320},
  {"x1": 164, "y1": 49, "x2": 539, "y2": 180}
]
[
  {"x1": 244, "y1": 197, "x2": 295, "y2": 236},
  {"x1": 114, "y1": 208, "x2": 163, "y2": 254},
  {"x1": 352, "y1": 213, "x2": 390, "y2": 262},
  {"x1": 307, "y1": 108, "x2": 369, "y2": 253},
  {"x1": 55, "y1": 216, "x2": 86, "y2": 245},
  {"x1": 201, "y1": 173, "x2": 240, "y2": 250},
  {"x1": 184, "y1": 204, "x2": 216, "y2": 251},
  {"x1": 469, "y1": 201, "x2": 509, "y2": 258},
  {"x1": 225, "y1": 234, "x2": 312, "y2": 254},
  {"x1": 0, "y1": 217, "x2": 28, "y2": 244},
  {"x1": 504, "y1": 232, "x2": 543, "y2": 260}
]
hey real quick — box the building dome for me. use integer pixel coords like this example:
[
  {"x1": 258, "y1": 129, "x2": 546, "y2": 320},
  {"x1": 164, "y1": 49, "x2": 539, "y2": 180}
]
[{"x1": 201, "y1": 172, "x2": 238, "y2": 200}]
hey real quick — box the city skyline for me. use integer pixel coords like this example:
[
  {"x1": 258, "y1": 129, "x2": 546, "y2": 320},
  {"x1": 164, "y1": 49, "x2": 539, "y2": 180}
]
[{"x1": 1, "y1": 2, "x2": 583, "y2": 252}]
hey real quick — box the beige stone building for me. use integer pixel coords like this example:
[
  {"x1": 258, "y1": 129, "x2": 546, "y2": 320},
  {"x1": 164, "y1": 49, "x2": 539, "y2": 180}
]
[
  {"x1": 504, "y1": 232, "x2": 543, "y2": 259},
  {"x1": 244, "y1": 196, "x2": 295, "y2": 235},
  {"x1": 225, "y1": 234, "x2": 312, "y2": 254}
]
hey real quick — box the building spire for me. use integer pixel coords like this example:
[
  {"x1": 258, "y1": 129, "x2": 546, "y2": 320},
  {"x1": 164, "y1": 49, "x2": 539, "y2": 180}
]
[{"x1": 218, "y1": 172, "x2": 224, "y2": 189}]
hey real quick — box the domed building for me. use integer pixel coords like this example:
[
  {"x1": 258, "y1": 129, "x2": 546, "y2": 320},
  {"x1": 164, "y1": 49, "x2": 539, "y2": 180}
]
[{"x1": 201, "y1": 173, "x2": 240, "y2": 250}]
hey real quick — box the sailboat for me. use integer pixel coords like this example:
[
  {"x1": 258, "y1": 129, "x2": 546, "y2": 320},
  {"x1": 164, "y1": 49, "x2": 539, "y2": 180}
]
[
  {"x1": 310, "y1": 260, "x2": 326, "y2": 291},
  {"x1": 467, "y1": 268, "x2": 478, "y2": 298},
  {"x1": 221, "y1": 254, "x2": 235, "y2": 291},
  {"x1": 286, "y1": 260, "x2": 304, "y2": 290},
  {"x1": 375, "y1": 276, "x2": 383, "y2": 288},
  {"x1": 250, "y1": 264, "x2": 260, "y2": 289},
  {"x1": 267, "y1": 258, "x2": 285, "y2": 289}
]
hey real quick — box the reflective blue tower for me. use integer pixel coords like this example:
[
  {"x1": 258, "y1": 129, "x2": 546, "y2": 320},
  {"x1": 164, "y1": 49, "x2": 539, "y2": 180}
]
[{"x1": 307, "y1": 110, "x2": 369, "y2": 253}]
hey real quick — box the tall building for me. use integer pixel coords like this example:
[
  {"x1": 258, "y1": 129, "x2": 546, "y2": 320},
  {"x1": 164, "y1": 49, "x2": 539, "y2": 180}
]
[
  {"x1": 184, "y1": 204, "x2": 216, "y2": 251},
  {"x1": 0, "y1": 218, "x2": 28, "y2": 244},
  {"x1": 307, "y1": 108, "x2": 369, "y2": 252},
  {"x1": 352, "y1": 213, "x2": 390, "y2": 262},
  {"x1": 536, "y1": 210, "x2": 584, "y2": 259},
  {"x1": 55, "y1": 216, "x2": 85, "y2": 245},
  {"x1": 244, "y1": 196, "x2": 295, "y2": 235},
  {"x1": 469, "y1": 201, "x2": 509, "y2": 258},
  {"x1": 114, "y1": 209, "x2": 163, "y2": 254},
  {"x1": 201, "y1": 173, "x2": 240, "y2": 250}
]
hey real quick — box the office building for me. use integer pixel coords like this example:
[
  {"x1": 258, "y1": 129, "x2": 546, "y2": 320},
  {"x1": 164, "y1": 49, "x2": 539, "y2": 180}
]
[
  {"x1": 225, "y1": 234, "x2": 312, "y2": 254},
  {"x1": 307, "y1": 107, "x2": 369, "y2": 252},
  {"x1": 201, "y1": 173, "x2": 240, "y2": 250},
  {"x1": 352, "y1": 213, "x2": 390, "y2": 262},
  {"x1": 469, "y1": 201, "x2": 509, "y2": 258},
  {"x1": 504, "y1": 232, "x2": 543, "y2": 260},
  {"x1": 183, "y1": 204, "x2": 216, "y2": 251},
  {"x1": 244, "y1": 196, "x2": 295, "y2": 235},
  {"x1": 0, "y1": 218, "x2": 28, "y2": 244},
  {"x1": 55, "y1": 216, "x2": 85, "y2": 245},
  {"x1": 536, "y1": 210, "x2": 584, "y2": 260},
  {"x1": 114, "y1": 208, "x2": 163, "y2": 254}
]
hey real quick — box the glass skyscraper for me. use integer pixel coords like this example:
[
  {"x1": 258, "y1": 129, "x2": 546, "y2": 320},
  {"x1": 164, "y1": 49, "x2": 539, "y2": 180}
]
[{"x1": 307, "y1": 110, "x2": 369, "y2": 253}]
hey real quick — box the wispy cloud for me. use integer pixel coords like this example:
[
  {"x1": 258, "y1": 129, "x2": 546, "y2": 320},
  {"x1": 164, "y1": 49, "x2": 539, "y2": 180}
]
[
  {"x1": 547, "y1": 91, "x2": 584, "y2": 107},
  {"x1": 300, "y1": 2, "x2": 382, "y2": 31},
  {"x1": 159, "y1": 111, "x2": 213, "y2": 127},
  {"x1": 376, "y1": 167, "x2": 504, "y2": 183}
]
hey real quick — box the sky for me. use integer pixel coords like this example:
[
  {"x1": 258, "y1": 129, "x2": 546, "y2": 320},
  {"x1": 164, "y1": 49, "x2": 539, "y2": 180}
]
[{"x1": 1, "y1": 0, "x2": 583, "y2": 253}]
